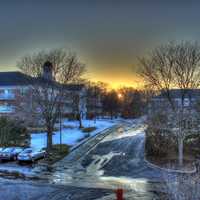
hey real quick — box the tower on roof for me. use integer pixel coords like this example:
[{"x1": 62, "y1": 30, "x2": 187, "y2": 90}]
[{"x1": 42, "y1": 61, "x2": 53, "y2": 80}]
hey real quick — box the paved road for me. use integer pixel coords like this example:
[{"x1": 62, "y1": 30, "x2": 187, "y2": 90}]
[
  {"x1": 48, "y1": 119, "x2": 164, "y2": 188},
  {"x1": 42, "y1": 118, "x2": 166, "y2": 199},
  {"x1": 0, "y1": 119, "x2": 166, "y2": 199},
  {"x1": 0, "y1": 178, "x2": 113, "y2": 200}
]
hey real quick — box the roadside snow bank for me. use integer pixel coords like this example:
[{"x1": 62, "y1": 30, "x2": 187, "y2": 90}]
[{"x1": 31, "y1": 119, "x2": 116, "y2": 150}]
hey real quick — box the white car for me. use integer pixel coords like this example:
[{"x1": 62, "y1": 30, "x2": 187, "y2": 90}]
[{"x1": 17, "y1": 148, "x2": 46, "y2": 163}]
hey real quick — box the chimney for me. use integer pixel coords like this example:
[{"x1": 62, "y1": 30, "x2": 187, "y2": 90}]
[{"x1": 42, "y1": 61, "x2": 53, "y2": 80}]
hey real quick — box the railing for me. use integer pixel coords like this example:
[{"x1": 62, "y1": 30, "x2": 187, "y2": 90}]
[
  {"x1": 0, "y1": 105, "x2": 14, "y2": 113},
  {"x1": 0, "y1": 93, "x2": 15, "y2": 100}
]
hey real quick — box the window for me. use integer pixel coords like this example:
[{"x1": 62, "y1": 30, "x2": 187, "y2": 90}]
[
  {"x1": 183, "y1": 98, "x2": 190, "y2": 107},
  {"x1": 20, "y1": 88, "x2": 26, "y2": 96},
  {"x1": 4, "y1": 89, "x2": 9, "y2": 95}
]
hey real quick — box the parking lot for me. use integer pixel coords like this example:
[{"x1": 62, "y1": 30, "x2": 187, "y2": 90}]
[
  {"x1": 0, "y1": 160, "x2": 34, "y2": 174},
  {"x1": 0, "y1": 147, "x2": 47, "y2": 178},
  {"x1": 0, "y1": 163, "x2": 41, "y2": 181}
]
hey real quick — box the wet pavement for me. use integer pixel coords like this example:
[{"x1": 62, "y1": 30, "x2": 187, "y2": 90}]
[
  {"x1": 49, "y1": 120, "x2": 163, "y2": 183},
  {"x1": 0, "y1": 118, "x2": 168, "y2": 199},
  {"x1": 0, "y1": 178, "x2": 113, "y2": 200},
  {"x1": 42, "y1": 118, "x2": 166, "y2": 198}
]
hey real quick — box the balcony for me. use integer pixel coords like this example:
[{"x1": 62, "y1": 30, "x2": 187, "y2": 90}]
[
  {"x1": 0, "y1": 93, "x2": 15, "y2": 100},
  {"x1": 0, "y1": 105, "x2": 14, "y2": 113}
]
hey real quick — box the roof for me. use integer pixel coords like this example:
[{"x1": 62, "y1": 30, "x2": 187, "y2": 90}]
[
  {"x1": 0, "y1": 71, "x2": 33, "y2": 86},
  {"x1": 155, "y1": 89, "x2": 200, "y2": 99},
  {"x1": 0, "y1": 71, "x2": 85, "y2": 91},
  {"x1": 62, "y1": 84, "x2": 85, "y2": 91}
]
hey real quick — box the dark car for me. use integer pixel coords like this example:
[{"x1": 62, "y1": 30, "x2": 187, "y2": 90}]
[{"x1": 0, "y1": 147, "x2": 24, "y2": 161}]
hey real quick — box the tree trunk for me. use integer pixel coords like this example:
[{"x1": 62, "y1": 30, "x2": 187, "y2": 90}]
[
  {"x1": 110, "y1": 110, "x2": 113, "y2": 120},
  {"x1": 178, "y1": 138, "x2": 184, "y2": 167},
  {"x1": 47, "y1": 127, "x2": 53, "y2": 152},
  {"x1": 78, "y1": 113, "x2": 83, "y2": 129},
  {"x1": 178, "y1": 103, "x2": 184, "y2": 167},
  {"x1": 79, "y1": 117, "x2": 83, "y2": 128}
]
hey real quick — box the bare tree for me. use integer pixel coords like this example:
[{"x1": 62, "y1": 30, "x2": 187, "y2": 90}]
[
  {"x1": 163, "y1": 169, "x2": 200, "y2": 200},
  {"x1": 140, "y1": 41, "x2": 200, "y2": 103},
  {"x1": 118, "y1": 87, "x2": 146, "y2": 118},
  {"x1": 71, "y1": 93, "x2": 84, "y2": 129},
  {"x1": 32, "y1": 79, "x2": 64, "y2": 151},
  {"x1": 17, "y1": 49, "x2": 85, "y2": 83},
  {"x1": 102, "y1": 90, "x2": 119, "y2": 119},
  {"x1": 17, "y1": 49, "x2": 86, "y2": 151},
  {"x1": 140, "y1": 41, "x2": 200, "y2": 166},
  {"x1": 86, "y1": 81, "x2": 107, "y2": 121}
]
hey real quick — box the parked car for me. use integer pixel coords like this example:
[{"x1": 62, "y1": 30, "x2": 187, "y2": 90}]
[
  {"x1": 0, "y1": 147, "x2": 24, "y2": 161},
  {"x1": 0, "y1": 147, "x2": 5, "y2": 153},
  {"x1": 0, "y1": 147, "x2": 5, "y2": 157},
  {"x1": 17, "y1": 148, "x2": 46, "y2": 163}
]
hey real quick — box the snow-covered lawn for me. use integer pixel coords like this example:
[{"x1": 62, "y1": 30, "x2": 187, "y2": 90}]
[{"x1": 31, "y1": 119, "x2": 117, "y2": 150}]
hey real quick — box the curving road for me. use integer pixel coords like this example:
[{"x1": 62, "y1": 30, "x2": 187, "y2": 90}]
[
  {"x1": 46, "y1": 118, "x2": 166, "y2": 198},
  {"x1": 0, "y1": 119, "x2": 168, "y2": 200}
]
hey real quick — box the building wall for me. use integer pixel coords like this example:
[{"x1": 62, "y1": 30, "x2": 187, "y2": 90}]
[
  {"x1": 0, "y1": 85, "x2": 88, "y2": 121},
  {"x1": 148, "y1": 96, "x2": 199, "y2": 117}
]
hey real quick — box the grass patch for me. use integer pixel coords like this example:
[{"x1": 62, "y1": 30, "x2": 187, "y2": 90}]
[
  {"x1": 146, "y1": 154, "x2": 195, "y2": 171},
  {"x1": 62, "y1": 124, "x2": 74, "y2": 129},
  {"x1": 81, "y1": 127, "x2": 97, "y2": 140},
  {"x1": 40, "y1": 144, "x2": 70, "y2": 165},
  {"x1": 77, "y1": 137, "x2": 85, "y2": 143},
  {"x1": 28, "y1": 127, "x2": 59, "y2": 133},
  {"x1": 82, "y1": 127, "x2": 96, "y2": 133}
]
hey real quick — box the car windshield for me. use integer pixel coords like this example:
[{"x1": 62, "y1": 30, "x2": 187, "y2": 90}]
[
  {"x1": 13, "y1": 148, "x2": 22, "y2": 152},
  {"x1": 3, "y1": 148, "x2": 14, "y2": 152},
  {"x1": 23, "y1": 149, "x2": 32, "y2": 153}
]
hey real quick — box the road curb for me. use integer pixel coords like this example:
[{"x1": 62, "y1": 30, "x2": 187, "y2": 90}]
[
  {"x1": 144, "y1": 157, "x2": 196, "y2": 174},
  {"x1": 67, "y1": 123, "x2": 121, "y2": 157},
  {"x1": 53, "y1": 123, "x2": 122, "y2": 167},
  {"x1": 69, "y1": 124, "x2": 117, "y2": 153}
]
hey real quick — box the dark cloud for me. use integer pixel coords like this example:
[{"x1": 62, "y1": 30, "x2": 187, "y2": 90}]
[{"x1": 0, "y1": 1, "x2": 199, "y2": 87}]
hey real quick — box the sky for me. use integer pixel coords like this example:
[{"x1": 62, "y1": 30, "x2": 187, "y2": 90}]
[{"x1": 0, "y1": 1, "x2": 200, "y2": 88}]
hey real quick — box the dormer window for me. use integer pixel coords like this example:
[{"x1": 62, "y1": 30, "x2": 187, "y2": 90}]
[
  {"x1": 4, "y1": 89, "x2": 9, "y2": 95},
  {"x1": 183, "y1": 98, "x2": 190, "y2": 107}
]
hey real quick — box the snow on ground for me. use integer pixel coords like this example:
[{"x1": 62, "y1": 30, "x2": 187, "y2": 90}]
[
  {"x1": 0, "y1": 105, "x2": 13, "y2": 113},
  {"x1": 31, "y1": 119, "x2": 117, "y2": 150}
]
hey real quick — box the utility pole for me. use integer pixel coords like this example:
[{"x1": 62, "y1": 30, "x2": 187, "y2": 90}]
[
  {"x1": 94, "y1": 86, "x2": 97, "y2": 124},
  {"x1": 59, "y1": 106, "x2": 62, "y2": 152}
]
